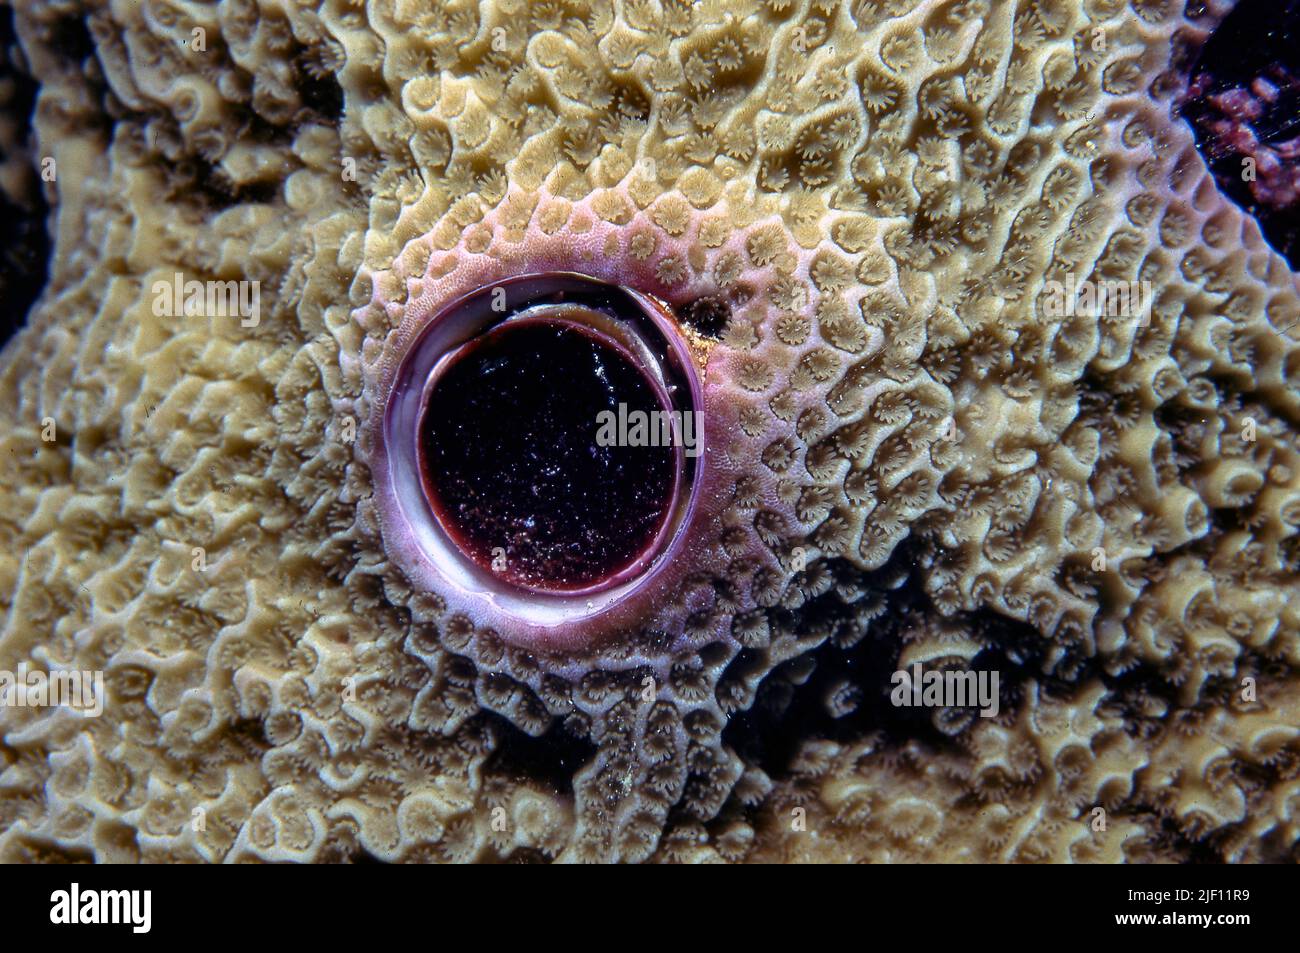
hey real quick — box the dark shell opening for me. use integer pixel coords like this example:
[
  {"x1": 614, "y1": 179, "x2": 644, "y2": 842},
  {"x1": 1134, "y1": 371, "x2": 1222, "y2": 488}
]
[
  {"x1": 419, "y1": 310, "x2": 677, "y2": 592},
  {"x1": 384, "y1": 272, "x2": 703, "y2": 609}
]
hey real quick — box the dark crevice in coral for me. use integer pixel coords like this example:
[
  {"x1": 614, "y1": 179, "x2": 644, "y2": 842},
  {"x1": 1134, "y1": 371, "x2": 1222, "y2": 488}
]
[
  {"x1": 723, "y1": 543, "x2": 1056, "y2": 777},
  {"x1": 295, "y1": 58, "x2": 344, "y2": 123},
  {"x1": 92, "y1": 41, "x2": 326, "y2": 213},
  {"x1": 481, "y1": 711, "x2": 595, "y2": 797},
  {"x1": 1091, "y1": 665, "x2": 1185, "y2": 731},
  {"x1": 48, "y1": 12, "x2": 95, "y2": 64},
  {"x1": 167, "y1": 152, "x2": 283, "y2": 210},
  {"x1": 152, "y1": 106, "x2": 292, "y2": 209},
  {"x1": 227, "y1": 716, "x2": 271, "y2": 754},
  {"x1": 1228, "y1": 748, "x2": 1300, "y2": 861},
  {"x1": 45, "y1": 13, "x2": 112, "y2": 140},
  {"x1": 1281, "y1": 533, "x2": 1300, "y2": 573},
  {"x1": 677, "y1": 294, "x2": 731, "y2": 339},
  {"x1": 721, "y1": 527, "x2": 1252, "y2": 864},
  {"x1": 0, "y1": 5, "x2": 51, "y2": 349},
  {"x1": 1207, "y1": 503, "x2": 1250, "y2": 536},
  {"x1": 612, "y1": 81, "x2": 651, "y2": 125},
  {"x1": 1150, "y1": 814, "x2": 1244, "y2": 864}
]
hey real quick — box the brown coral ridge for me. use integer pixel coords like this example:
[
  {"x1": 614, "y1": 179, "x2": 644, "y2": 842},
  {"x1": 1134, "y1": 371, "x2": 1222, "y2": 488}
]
[{"x1": 1, "y1": 0, "x2": 1299, "y2": 864}]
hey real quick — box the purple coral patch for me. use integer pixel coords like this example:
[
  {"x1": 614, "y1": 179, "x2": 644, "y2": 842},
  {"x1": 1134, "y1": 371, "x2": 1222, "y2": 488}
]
[{"x1": 1181, "y1": 0, "x2": 1300, "y2": 267}]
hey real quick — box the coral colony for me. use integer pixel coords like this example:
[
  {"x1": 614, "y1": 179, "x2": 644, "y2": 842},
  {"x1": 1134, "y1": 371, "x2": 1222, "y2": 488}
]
[{"x1": 0, "y1": 0, "x2": 1298, "y2": 866}]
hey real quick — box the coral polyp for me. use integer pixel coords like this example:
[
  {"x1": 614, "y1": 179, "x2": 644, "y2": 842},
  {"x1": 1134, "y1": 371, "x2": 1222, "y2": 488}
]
[{"x1": 373, "y1": 272, "x2": 705, "y2": 646}]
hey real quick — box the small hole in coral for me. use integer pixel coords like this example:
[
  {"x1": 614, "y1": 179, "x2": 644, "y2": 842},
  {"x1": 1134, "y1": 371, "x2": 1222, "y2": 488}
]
[{"x1": 677, "y1": 294, "x2": 732, "y2": 339}]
